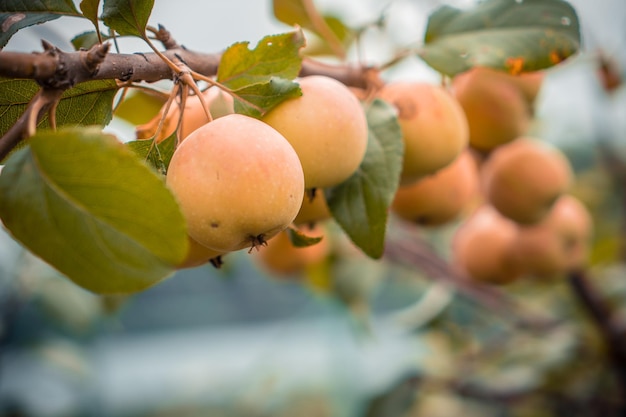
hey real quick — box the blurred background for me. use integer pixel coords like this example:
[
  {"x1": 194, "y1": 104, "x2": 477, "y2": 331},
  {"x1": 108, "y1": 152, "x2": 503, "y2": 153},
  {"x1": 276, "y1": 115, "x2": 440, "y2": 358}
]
[{"x1": 1, "y1": 0, "x2": 626, "y2": 416}]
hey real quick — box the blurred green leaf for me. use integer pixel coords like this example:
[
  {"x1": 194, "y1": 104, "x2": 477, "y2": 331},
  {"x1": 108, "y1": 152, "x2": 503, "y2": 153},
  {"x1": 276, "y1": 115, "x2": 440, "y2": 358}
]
[
  {"x1": 273, "y1": 0, "x2": 314, "y2": 29},
  {"x1": 287, "y1": 226, "x2": 323, "y2": 248},
  {"x1": 0, "y1": 78, "x2": 118, "y2": 139},
  {"x1": 0, "y1": 127, "x2": 188, "y2": 294},
  {"x1": 114, "y1": 89, "x2": 165, "y2": 125},
  {"x1": 71, "y1": 30, "x2": 103, "y2": 50},
  {"x1": 273, "y1": 0, "x2": 354, "y2": 57},
  {"x1": 101, "y1": 0, "x2": 154, "y2": 38},
  {"x1": 301, "y1": 15, "x2": 354, "y2": 57},
  {"x1": 325, "y1": 99, "x2": 403, "y2": 259},
  {"x1": 419, "y1": 0, "x2": 581, "y2": 76}
]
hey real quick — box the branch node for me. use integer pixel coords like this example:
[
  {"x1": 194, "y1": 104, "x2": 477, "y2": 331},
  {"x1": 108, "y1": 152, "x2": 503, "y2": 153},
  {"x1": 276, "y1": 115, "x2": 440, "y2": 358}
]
[
  {"x1": 82, "y1": 42, "x2": 110, "y2": 76},
  {"x1": 155, "y1": 24, "x2": 180, "y2": 50},
  {"x1": 34, "y1": 42, "x2": 74, "y2": 90},
  {"x1": 41, "y1": 39, "x2": 57, "y2": 53}
]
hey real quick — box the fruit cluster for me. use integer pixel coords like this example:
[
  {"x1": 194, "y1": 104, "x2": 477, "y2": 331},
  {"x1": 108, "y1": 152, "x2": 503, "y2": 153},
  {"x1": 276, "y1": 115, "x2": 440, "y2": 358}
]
[
  {"x1": 383, "y1": 67, "x2": 592, "y2": 285},
  {"x1": 137, "y1": 75, "x2": 368, "y2": 270},
  {"x1": 138, "y1": 67, "x2": 592, "y2": 286}
]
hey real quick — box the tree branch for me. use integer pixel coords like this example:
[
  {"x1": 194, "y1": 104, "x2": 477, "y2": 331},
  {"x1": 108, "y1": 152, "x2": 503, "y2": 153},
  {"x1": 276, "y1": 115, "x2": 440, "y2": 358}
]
[
  {"x1": 0, "y1": 42, "x2": 374, "y2": 161},
  {"x1": 567, "y1": 269, "x2": 626, "y2": 405},
  {"x1": 0, "y1": 45, "x2": 370, "y2": 88},
  {"x1": 383, "y1": 230, "x2": 561, "y2": 331}
]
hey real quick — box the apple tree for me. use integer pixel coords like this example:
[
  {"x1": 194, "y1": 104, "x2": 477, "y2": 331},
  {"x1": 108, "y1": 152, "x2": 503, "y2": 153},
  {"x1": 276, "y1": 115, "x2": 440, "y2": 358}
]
[{"x1": 1, "y1": 0, "x2": 625, "y2": 415}]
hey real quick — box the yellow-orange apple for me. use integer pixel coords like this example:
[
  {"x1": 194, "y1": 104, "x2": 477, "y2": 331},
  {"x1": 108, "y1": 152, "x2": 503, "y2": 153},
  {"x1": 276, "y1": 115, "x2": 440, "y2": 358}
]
[
  {"x1": 378, "y1": 81, "x2": 469, "y2": 184},
  {"x1": 166, "y1": 114, "x2": 305, "y2": 252}
]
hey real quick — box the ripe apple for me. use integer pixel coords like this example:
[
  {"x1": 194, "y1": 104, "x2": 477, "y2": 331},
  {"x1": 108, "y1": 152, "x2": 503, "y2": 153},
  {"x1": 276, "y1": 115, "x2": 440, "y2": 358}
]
[
  {"x1": 262, "y1": 75, "x2": 369, "y2": 189},
  {"x1": 452, "y1": 67, "x2": 541, "y2": 152},
  {"x1": 512, "y1": 194, "x2": 593, "y2": 278},
  {"x1": 481, "y1": 137, "x2": 573, "y2": 225},
  {"x1": 391, "y1": 150, "x2": 479, "y2": 227},
  {"x1": 377, "y1": 81, "x2": 469, "y2": 184},
  {"x1": 452, "y1": 205, "x2": 523, "y2": 285},
  {"x1": 166, "y1": 114, "x2": 305, "y2": 252}
]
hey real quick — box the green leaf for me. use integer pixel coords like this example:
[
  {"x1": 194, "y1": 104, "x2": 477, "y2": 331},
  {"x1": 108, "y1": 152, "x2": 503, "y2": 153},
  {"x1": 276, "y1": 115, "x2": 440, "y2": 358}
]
[
  {"x1": 0, "y1": 1, "x2": 83, "y2": 47},
  {"x1": 217, "y1": 29, "x2": 305, "y2": 90},
  {"x1": 0, "y1": 14, "x2": 55, "y2": 49},
  {"x1": 287, "y1": 226, "x2": 323, "y2": 248},
  {"x1": 0, "y1": 127, "x2": 188, "y2": 294},
  {"x1": 126, "y1": 132, "x2": 176, "y2": 175},
  {"x1": 0, "y1": 78, "x2": 39, "y2": 137},
  {"x1": 0, "y1": 78, "x2": 118, "y2": 138},
  {"x1": 419, "y1": 0, "x2": 581, "y2": 76},
  {"x1": 71, "y1": 30, "x2": 108, "y2": 50},
  {"x1": 272, "y1": 0, "x2": 351, "y2": 41},
  {"x1": 114, "y1": 89, "x2": 165, "y2": 125},
  {"x1": 273, "y1": 0, "x2": 314, "y2": 29},
  {"x1": 231, "y1": 77, "x2": 302, "y2": 119},
  {"x1": 217, "y1": 30, "x2": 304, "y2": 118},
  {"x1": 325, "y1": 99, "x2": 403, "y2": 259},
  {"x1": 101, "y1": 0, "x2": 154, "y2": 38},
  {"x1": 79, "y1": 0, "x2": 102, "y2": 39}
]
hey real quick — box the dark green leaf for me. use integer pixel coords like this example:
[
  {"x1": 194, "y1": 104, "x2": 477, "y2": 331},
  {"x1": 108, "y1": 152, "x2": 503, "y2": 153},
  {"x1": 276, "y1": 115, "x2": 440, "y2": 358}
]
[
  {"x1": 419, "y1": 0, "x2": 581, "y2": 76},
  {"x1": 325, "y1": 99, "x2": 403, "y2": 259},
  {"x1": 0, "y1": 127, "x2": 188, "y2": 294},
  {"x1": 287, "y1": 226, "x2": 323, "y2": 248},
  {"x1": 79, "y1": 0, "x2": 102, "y2": 39},
  {"x1": 126, "y1": 132, "x2": 176, "y2": 175},
  {"x1": 0, "y1": 78, "x2": 39, "y2": 137},
  {"x1": 0, "y1": 0, "x2": 80, "y2": 14},
  {"x1": 0, "y1": 78, "x2": 118, "y2": 137},
  {"x1": 231, "y1": 77, "x2": 302, "y2": 119},
  {"x1": 0, "y1": 14, "x2": 56, "y2": 48},
  {"x1": 0, "y1": 0, "x2": 83, "y2": 47},
  {"x1": 217, "y1": 29, "x2": 305, "y2": 90},
  {"x1": 101, "y1": 0, "x2": 154, "y2": 38}
]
